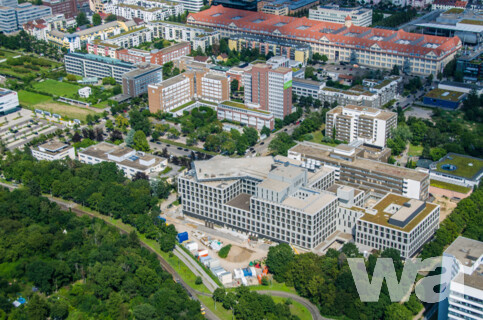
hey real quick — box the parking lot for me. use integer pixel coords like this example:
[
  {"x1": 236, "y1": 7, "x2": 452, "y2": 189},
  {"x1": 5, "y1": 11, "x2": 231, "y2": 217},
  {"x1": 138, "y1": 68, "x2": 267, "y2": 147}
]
[{"x1": 0, "y1": 108, "x2": 64, "y2": 150}]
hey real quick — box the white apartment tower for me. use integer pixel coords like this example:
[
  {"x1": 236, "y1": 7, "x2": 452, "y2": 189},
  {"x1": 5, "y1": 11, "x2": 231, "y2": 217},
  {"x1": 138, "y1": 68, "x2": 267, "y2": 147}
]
[
  {"x1": 326, "y1": 105, "x2": 397, "y2": 148},
  {"x1": 438, "y1": 237, "x2": 483, "y2": 320}
]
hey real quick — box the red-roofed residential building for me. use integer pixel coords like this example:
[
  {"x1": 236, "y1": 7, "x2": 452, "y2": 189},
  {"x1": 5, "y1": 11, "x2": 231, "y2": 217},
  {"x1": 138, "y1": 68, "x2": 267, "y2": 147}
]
[
  {"x1": 432, "y1": 0, "x2": 468, "y2": 10},
  {"x1": 187, "y1": 6, "x2": 462, "y2": 76}
]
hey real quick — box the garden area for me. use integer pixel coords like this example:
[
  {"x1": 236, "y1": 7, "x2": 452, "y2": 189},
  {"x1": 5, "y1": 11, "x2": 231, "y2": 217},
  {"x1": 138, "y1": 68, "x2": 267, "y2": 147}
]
[
  {"x1": 0, "y1": 55, "x2": 62, "y2": 81},
  {"x1": 18, "y1": 90, "x2": 99, "y2": 122}
]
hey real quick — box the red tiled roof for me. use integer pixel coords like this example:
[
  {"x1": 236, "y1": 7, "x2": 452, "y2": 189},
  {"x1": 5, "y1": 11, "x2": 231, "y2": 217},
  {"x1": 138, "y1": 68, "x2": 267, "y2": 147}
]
[
  {"x1": 188, "y1": 6, "x2": 461, "y2": 58},
  {"x1": 194, "y1": 56, "x2": 209, "y2": 62},
  {"x1": 345, "y1": 15, "x2": 351, "y2": 21}
]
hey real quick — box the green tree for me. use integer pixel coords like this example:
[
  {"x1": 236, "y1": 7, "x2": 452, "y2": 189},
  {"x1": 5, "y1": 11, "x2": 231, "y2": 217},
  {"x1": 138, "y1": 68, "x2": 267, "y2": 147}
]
[
  {"x1": 133, "y1": 130, "x2": 150, "y2": 151},
  {"x1": 125, "y1": 129, "x2": 135, "y2": 147},
  {"x1": 195, "y1": 276, "x2": 203, "y2": 285},
  {"x1": 230, "y1": 79, "x2": 239, "y2": 93},
  {"x1": 385, "y1": 304, "x2": 412, "y2": 320},
  {"x1": 242, "y1": 127, "x2": 258, "y2": 146},
  {"x1": 260, "y1": 126, "x2": 271, "y2": 137},
  {"x1": 266, "y1": 243, "x2": 294, "y2": 282},
  {"x1": 268, "y1": 132, "x2": 295, "y2": 156},
  {"x1": 76, "y1": 12, "x2": 89, "y2": 26},
  {"x1": 50, "y1": 300, "x2": 69, "y2": 320},
  {"x1": 105, "y1": 14, "x2": 117, "y2": 22},
  {"x1": 92, "y1": 13, "x2": 102, "y2": 26},
  {"x1": 26, "y1": 295, "x2": 50, "y2": 320},
  {"x1": 430, "y1": 147, "x2": 446, "y2": 161},
  {"x1": 133, "y1": 304, "x2": 157, "y2": 320},
  {"x1": 391, "y1": 64, "x2": 400, "y2": 75}
]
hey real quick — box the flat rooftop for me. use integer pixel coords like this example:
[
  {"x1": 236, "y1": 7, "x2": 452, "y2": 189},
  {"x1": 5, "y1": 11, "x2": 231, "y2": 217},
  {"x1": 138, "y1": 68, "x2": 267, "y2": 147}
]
[
  {"x1": 453, "y1": 264, "x2": 483, "y2": 291},
  {"x1": 282, "y1": 192, "x2": 337, "y2": 215},
  {"x1": 79, "y1": 142, "x2": 166, "y2": 171},
  {"x1": 123, "y1": 64, "x2": 163, "y2": 79},
  {"x1": 35, "y1": 141, "x2": 71, "y2": 154},
  {"x1": 290, "y1": 142, "x2": 428, "y2": 181},
  {"x1": 226, "y1": 193, "x2": 251, "y2": 211},
  {"x1": 358, "y1": 193, "x2": 438, "y2": 232},
  {"x1": 424, "y1": 88, "x2": 465, "y2": 102},
  {"x1": 431, "y1": 153, "x2": 483, "y2": 180},
  {"x1": 445, "y1": 236, "x2": 483, "y2": 267},
  {"x1": 193, "y1": 156, "x2": 275, "y2": 181}
]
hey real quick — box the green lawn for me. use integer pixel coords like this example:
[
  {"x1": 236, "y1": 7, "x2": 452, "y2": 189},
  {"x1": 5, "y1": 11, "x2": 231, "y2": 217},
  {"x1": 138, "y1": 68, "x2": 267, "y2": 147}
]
[
  {"x1": 248, "y1": 280, "x2": 297, "y2": 294},
  {"x1": 92, "y1": 100, "x2": 109, "y2": 109},
  {"x1": 435, "y1": 154, "x2": 483, "y2": 179},
  {"x1": 408, "y1": 144, "x2": 423, "y2": 157},
  {"x1": 18, "y1": 90, "x2": 52, "y2": 106},
  {"x1": 33, "y1": 79, "x2": 81, "y2": 97},
  {"x1": 0, "y1": 49, "x2": 19, "y2": 59},
  {"x1": 430, "y1": 180, "x2": 472, "y2": 194},
  {"x1": 271, "y1": 296, "x2": 312, "y2": 320},
  {"x1": 198, "y1": 295, "x2": 232, "y2": 320}
]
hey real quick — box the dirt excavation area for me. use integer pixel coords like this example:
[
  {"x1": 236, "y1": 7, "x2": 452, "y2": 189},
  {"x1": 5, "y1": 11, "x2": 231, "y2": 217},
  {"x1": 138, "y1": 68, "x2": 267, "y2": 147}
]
[
  {"x1": 225, "y1": 245, "x2": 255, "y2": 263},
  {"x1": 432, "y1": 194, "x2": 457, "y2": 222}
]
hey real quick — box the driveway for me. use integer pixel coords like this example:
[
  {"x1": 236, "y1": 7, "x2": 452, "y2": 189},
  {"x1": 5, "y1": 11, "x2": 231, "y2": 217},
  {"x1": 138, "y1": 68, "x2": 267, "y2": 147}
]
[{"x1": 256, "y1": 290, "x2": 326, "y2": 320}]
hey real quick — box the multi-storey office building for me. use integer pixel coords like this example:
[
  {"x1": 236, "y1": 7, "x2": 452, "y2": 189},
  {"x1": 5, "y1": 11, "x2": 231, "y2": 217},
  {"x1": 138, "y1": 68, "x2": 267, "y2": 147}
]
[
  {"x1": 148, "y1": 70, "x2": 230, "y2": 112},
  {"x1": 178, "y1": 156, "x2": 339, "y2": 249},
  {"x1": 292, "y1": 78, "x2": 324, "y2": 99},
  {"x1": 242, "y1": 63, "x2": 292, "y2": 119},
  {"x1": 326, "y1": 105, "x2": 397, "y2": 148},
  {"x1": 148, "y1": 72, "x2": 195, "y2": 113},
  {"x1": 257, "y1": 0, "x2": 318, "y2": 16},
  {"x1": 319, "y1": 76, "x2": 402, "y2": 109},
  {"x1": 115, "y1": 42, "x2": 191, "y2": 65},
  {"x1": 354, "y1": 193, "x2": 440, "y2": 259},
  {"x1": 42, "y1": 0, "x2": 77, "y2": 18},
  {"x1": 438, "y1": 237, "x2": 483, "y2": 320},
  {"x1": 103, "y1": 27, "x2": 153, "y2": 48},
  {"x1": 65, "y1": 52, "x2": 137, "y2": 84},
  {"x1": 188, "y1": 6, "x2": 462, "y2": 76},
  {"x1": 309, "y1": 5, "x2": 372, "y2": 27},
  {"x1": 122, "y1": 63, "x2": 163, "y2": 97},
  {"x1": 228, "y1": 34, "x2": 311, "y2": 64},
  {"x1": 79, "y1": 142, "x2": 168, "y2": 179},
  {"x1": 147, "y1": 21, "x2": 221, "y2": 52},
  {"x1": 31, "y1": 141, "x2": 75, "y2": 161},
  {"x1": 0, "y1": 2, "x2": 52, "y2": 33},
  {"x1": 200, "y1": 73, "x2": 230, "y2": 103},
  {"x1": 113, "y1": 3, "x2": 183, "y2": 22},
  {"x1": 288, "y1": 141, "x2": 430, "y2": 200},
  {"x1": 0, "y1": 88, "x2": 19, "y2": 114}
]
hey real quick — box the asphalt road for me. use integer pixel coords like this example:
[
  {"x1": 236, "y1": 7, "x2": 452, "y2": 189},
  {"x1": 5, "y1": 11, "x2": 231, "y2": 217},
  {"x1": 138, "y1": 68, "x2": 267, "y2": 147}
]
[
  {"x1": 253, "y1": 123, "x2": 298, "y2": 156},
  {"x1": 256, "y1": 290, "x2": 326, "y2": 320}
]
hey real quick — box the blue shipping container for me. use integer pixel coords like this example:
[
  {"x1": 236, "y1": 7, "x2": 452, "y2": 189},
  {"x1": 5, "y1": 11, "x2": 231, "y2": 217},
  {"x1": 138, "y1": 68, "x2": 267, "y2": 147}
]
[
  {"x1": 243, "y1": 268, "x2": 252, "y2": 277},
  {"x1": 176, "y1": 232, "x2": 188, "y2": 243}
]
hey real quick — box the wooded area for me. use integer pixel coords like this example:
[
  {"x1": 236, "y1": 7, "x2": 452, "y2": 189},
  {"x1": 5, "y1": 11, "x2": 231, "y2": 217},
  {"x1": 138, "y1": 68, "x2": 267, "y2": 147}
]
[{"x1": 0, "y1": 188, "x2": 203, "y2": 319}]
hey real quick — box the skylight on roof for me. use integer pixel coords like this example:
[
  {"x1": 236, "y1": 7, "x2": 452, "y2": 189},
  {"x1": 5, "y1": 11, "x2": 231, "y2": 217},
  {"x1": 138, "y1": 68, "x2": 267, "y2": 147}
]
[
  {"x1": 296, "y1": 25, "x2": 310, "y2": 30},
  {"x1": 253, "y1": 18, "x2": 264, "y2": 23},
  {"x1": 231, "y1": 16, "x2": 243, "y2": 20},
  {"x1": 424, "y1": 43, "x2": 439, "y2": 48},
  {"x1": 212, "y1": 13, "x2": 222, "y2": 17},
  {"x1": 396, "y1": 39, "x2": 411, "y2": 45},
  {"x1": 370, "y1": 36, "x2": 384, "y2": 41},
  {"x1": 274, "y1": 22, "x2": 286, "y2": 27}
]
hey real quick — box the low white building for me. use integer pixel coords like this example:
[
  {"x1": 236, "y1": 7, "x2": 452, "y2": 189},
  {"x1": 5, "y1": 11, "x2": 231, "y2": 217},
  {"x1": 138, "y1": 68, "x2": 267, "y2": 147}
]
[
  {"x1": 31, "y1": 141, "x2": 75, "y2": 161},
  {"x1": 0, "y1": 88, "x2": 19, "y2": 114},
  {"x1": 78, "y1": 87, "x2": 91, "y2": 98},
  {"x1": 78, "y1": 142, "x2": 168, "y2": 178}
]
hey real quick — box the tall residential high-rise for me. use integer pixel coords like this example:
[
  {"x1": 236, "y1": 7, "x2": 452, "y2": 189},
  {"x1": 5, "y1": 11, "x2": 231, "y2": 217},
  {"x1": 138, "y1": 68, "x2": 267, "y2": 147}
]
[
  {"x1": 326, "y1": 105, "x2": 397, "y2": 148},
  {"x1": 438, "y1": 237, "x2": 483, "y2": 320},
  {"x1": 242, "y1": 63, "x2": 293, "y2": 119}
]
